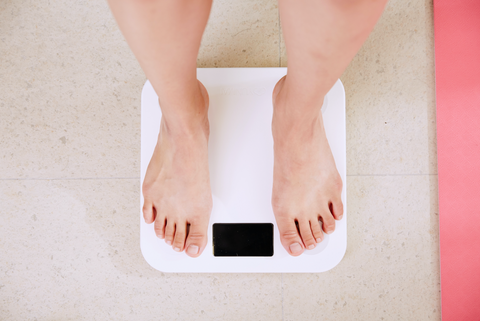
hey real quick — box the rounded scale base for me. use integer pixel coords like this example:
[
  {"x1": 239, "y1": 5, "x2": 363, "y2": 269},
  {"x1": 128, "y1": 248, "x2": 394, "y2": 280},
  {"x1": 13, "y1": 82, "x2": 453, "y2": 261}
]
[{"x1": 140, "y1": 68, "x2": 346, "y2": 273}]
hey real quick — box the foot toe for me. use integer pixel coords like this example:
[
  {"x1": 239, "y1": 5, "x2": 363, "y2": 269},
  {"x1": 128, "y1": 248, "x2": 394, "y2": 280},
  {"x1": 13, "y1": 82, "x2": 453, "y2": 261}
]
[
  {"x1": 164, "y1": 219, "x2": 175, "y2": 246},
  {"x1": 276, "y1": 216, "x2": 304, "y2": 256},
  {"x1": 310, "y1": 217, "x2": 324, "y2": 243},
  {"x1": 320, "y1": 208, "x2": 336, "y2": 234},
  {"x1": 154, "y1": 214, "x2": 166, "y2": 239},
  {"x1": 184, "y1": 219, "x2": 209, "y2": 258},
  {"x1": 298, "y1": 218, "x2": 316, "y2": 250},
  {"x1": 172, "y1": 221, "x2": 187, "y2": 252},
  {"x1": 142, "y1": 201, "x2": 155, "y2": 224},
  {"x1": 330, "y1": 199, "x2": 344, "y2": 220}
]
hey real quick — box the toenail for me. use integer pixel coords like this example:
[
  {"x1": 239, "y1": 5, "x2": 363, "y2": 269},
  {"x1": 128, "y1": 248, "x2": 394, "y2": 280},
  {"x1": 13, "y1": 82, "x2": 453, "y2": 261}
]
[
  {"x1": 326, "y1": 229, "x2": 333, "y2": 234},
  {"x1": 307, "y1": 244, "x2": 315, "y2": 250},
  {"x1": 338, "y1": 215, "x2": 343, "y2": 220},
  {"x1": 166, "y1": 240, "x2": 172, "y2": 245},
  {"x1": 187, "y1": 245, "x2": 199, "y2": 255},
  {"x1": 316, "y1": 238, "x2": 323, "y2": 243},
  {"x1": 173, "y1": 247, "x2": 181, "y2": 252},
  {"x1": 290, "y1": 243, "x2": 303, "y2": 254}
]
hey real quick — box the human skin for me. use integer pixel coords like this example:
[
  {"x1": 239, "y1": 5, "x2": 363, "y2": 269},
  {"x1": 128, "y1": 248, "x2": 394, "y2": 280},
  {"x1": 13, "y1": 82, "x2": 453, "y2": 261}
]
[{"x1": 107, "y1": 0, "x2": 388, "y2": 257}]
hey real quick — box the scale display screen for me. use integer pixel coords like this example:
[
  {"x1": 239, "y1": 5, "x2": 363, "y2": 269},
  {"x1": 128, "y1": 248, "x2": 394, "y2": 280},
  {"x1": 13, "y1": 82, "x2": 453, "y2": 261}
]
[{"x1": 213, "y1": 223, "x2": 274, "y2": 257}]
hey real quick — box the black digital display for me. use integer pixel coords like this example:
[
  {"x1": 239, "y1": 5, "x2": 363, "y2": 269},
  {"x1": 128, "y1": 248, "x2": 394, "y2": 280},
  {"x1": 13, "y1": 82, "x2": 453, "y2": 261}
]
[{"x1": 213, "y1": 223, "x2": 274, "y2": 257}]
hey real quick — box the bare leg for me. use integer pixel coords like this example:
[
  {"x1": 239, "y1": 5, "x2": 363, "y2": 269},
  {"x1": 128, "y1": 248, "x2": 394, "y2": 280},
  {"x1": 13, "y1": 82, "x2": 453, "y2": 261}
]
[
  {"x1": 273, "y1": 0, "x2": 388, "y2": 255},
  {"x1": 108, "y1": 0, "x2": 213, "y2": 257}
]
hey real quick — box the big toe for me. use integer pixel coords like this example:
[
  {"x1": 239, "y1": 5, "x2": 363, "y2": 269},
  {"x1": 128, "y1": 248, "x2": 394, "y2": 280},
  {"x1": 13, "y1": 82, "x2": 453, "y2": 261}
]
[
  {"x1": 184, "y1": 218, "x2": 209, "y2": 258},
  {"x1": 276, "y1": 216, "x2": 305, "y2": 256}
]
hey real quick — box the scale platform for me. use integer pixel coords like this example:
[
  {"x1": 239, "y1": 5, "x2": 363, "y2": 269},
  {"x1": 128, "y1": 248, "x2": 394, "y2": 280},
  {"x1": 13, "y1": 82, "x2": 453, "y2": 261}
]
[{"x1": 140, "y1": 68, "x2": 346, "y2": 273}]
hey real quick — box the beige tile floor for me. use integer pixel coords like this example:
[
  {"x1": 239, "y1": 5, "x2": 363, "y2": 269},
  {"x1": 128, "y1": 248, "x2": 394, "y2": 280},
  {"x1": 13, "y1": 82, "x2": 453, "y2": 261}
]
[{"x1": 0, "y1": 0, "x2": 440, "y2": 319}]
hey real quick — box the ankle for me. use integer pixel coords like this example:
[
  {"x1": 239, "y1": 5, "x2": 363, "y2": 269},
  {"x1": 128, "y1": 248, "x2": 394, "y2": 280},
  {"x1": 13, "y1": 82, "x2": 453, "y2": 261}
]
[
  {"x1": 273, "y1": 114, "x2": 321, "y2": 148},
  {"x1": 272, "y1": 96, "x2": 323, "y2": 139},
  {"x1": 274, "y1": 76, "x2": 326, "y2": 116},
  {"x1": 159, "y1": 80, "x2": 210, "y2": 139},
  {"x1": 272, "y1": 100, "x2": 326, "y2": 148},
  {"x1": 162, "y1": 112, "x2": 209, "y2": 140}
]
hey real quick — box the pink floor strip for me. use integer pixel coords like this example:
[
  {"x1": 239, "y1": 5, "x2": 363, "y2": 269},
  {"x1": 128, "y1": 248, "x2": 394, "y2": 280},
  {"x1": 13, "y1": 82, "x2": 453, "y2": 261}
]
[{"x1": 434, "y1": 0, "x2": 480, "y2": 319}]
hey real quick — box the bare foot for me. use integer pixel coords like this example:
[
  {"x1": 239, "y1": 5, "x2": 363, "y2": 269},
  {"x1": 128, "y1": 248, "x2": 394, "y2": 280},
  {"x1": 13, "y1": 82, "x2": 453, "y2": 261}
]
[
  {"x1": 271, "y1": 75, "x2": 344, "y2": 256},
  {"x1": 142, "y1": 80, "x2": 212, "y2": 258}
]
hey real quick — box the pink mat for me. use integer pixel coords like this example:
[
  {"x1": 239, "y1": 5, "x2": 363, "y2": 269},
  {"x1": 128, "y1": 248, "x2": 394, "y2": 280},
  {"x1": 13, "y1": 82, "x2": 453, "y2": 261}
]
[{"x1": 434, "y1": 0, "x2": 480, "y2": 319}]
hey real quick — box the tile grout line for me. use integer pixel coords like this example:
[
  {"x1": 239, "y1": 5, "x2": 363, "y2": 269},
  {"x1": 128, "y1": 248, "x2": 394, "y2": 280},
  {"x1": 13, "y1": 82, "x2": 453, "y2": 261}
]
[
  {"x1": 0, "y1": 177, "x2": 139, "y2": 181},
  {"x1": 278, "y1": 8, "x2": 281, "y2": 67},
  {"x1": 0, "y1": 174, "x2": 438, "y2": 181},
  {"x1": 348, "y1": 173, "x2": 438, "y2": 177}
]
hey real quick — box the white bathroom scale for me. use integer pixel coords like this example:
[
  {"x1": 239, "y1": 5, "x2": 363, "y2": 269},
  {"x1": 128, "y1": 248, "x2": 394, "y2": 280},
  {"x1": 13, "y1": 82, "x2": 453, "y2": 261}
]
[{"x1": 140, "y1": 68, "x2": 346, "y2": 273}]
